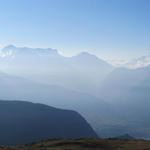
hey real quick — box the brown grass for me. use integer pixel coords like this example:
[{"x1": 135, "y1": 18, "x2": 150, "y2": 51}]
[{"x1": 1, "y1": 138, "x2": 150, "y2": 150}]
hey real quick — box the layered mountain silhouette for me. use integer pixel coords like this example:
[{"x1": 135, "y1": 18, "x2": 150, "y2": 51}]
[
  {"x1": 2, "y1": 45, "x2": 150, "y2": 139},
  {"x1": 97, "y1": 66, "x2": 150, "y2": 102},
  {"x1": 0, "y1": 45, "x2": 113, "y2": 95},
  {"x1": 0, "y1": 100, "x2": 97, "y2": 145},
  {"x1": 0, "y1": 71, "x2": 116, "y2": 137},
  {"x1": 96, "y1": 65, "x2": 150, "y2": 138}
]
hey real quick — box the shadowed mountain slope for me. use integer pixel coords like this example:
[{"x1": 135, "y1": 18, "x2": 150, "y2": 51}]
[
  {"x1": 0, "y1": 71, "x2": 116, "y2": 138},
  {"x1": 0, "y1": 100, "x2": 97, "y2": 145}
]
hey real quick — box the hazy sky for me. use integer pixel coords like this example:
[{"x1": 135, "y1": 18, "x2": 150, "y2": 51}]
[{"x1": 0, "y1": 0, "x2": 150, "y2": 60}]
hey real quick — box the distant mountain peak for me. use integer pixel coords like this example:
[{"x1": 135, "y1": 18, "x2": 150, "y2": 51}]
[
  {"x1": 71, "y1": 51, "x2": 113, "y2": 69},
  {"x1": 115, "y1": 133, "x2": 134, "y2": 139},
  {"x1": 2, "y1": 45, "x2": 59, "y2": 56},
  {"x1": 77, "y1": 52, "x2": 98, "y2": 58},
  {"x1": 4, "y1": 44, "x2": 16, "y2": 49},
  {"x1": 108, "y1": 55, "x2": 150, "y2": 69},
  {"x1": 78, "y1": 51, "x2": 92, "y2": 56}
]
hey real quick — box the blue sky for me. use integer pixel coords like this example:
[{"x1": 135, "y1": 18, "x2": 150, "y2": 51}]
[{"x1": 0, "y1": 0, "x2": 150, "y2": 60}]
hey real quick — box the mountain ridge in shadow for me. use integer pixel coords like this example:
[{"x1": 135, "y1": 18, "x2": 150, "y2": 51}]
[{"x1": 0, "y1": 100, "x2": 97, "y2": 145}]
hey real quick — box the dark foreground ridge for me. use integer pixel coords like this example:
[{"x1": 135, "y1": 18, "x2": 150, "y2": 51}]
[
  {"x1": 0, "y1": 100, "x2": 97, "y2": 145},
  {"x1": 1, "y1": 138, "x2": 150, "y2": 150}
]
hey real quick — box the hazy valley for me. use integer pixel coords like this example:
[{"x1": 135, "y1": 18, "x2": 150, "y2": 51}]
[{"x1": 0, "y1": 45, "x2": 150, "y2": 142}]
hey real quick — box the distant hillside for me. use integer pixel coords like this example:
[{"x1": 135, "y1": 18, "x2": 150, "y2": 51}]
[
  {"x1": 0, "y1": 100, "x2": 97, "y2": 145},
  {"x1": 95, "y1": 66, "x2": 150, "y2": 139},
  {"x1": 0, "y1": 71, "x2": 115, "y2": 139},
  {"x1": 98, "y1": 66, "x2": 150, "y2": 103},
  {"x1": 1, "y1": 138, "x2": 150, "y2": 150}
]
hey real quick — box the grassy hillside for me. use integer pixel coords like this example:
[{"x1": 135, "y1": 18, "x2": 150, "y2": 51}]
[{"x1": 1, "y1": 138, "x2": 150, "y2": 150}]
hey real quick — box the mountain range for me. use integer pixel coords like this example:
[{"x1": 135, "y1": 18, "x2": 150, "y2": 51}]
[
  {"x1": 109, "y1": 55, "x2": 150, "y2": 69},
  {"x1": 1, "y1": 45, "x2": 150, "y2": 139},
  {"x1": 0, "y1": 45, "x2": 113, "y2": 96}
]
